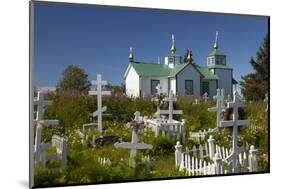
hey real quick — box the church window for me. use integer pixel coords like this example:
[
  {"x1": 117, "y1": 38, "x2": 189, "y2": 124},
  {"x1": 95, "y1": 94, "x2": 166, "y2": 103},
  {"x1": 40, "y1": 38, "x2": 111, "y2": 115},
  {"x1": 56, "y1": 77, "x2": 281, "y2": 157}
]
[
  {"x1": 185, "y1": 80, "x2": 193, "y2": 95},
  {"x1": 202, "y1": 81, "x2": 209, "y2": 95}
]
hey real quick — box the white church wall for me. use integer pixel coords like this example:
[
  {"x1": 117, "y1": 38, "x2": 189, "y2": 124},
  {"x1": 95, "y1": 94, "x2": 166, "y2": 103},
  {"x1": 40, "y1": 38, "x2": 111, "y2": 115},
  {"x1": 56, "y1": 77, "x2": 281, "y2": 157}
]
[
  {"x1": 125, "y1": 67, "x2": 140, "y2": 97},
  {"x1": 170, "y1": 77, "x2": 176, "y2": 95},
  {"x1": 140, "y1": 77, "x2": 168, "y2": 96},
  {"x1": 215, "y1": 69, "x2": 232, "y2": 97},
  {"x1": 176, "y1": 64, "x2": 201, "y2": 96}
]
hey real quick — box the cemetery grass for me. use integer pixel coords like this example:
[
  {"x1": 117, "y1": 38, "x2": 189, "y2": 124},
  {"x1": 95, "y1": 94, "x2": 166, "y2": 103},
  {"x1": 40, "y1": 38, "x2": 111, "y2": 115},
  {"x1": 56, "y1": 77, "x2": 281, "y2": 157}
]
[{"x1": 34, "y1": 93, "x2": 269, "y2": 186}]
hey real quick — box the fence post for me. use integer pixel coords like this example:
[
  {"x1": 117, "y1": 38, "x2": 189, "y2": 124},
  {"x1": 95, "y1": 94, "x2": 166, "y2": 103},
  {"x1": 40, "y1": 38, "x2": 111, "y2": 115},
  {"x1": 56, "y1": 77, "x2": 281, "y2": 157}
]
[
  {"x1": 175, "y1": 141, "x2": 182, "y2": 168},
  {"x1": 208, "y1": 135, "x2": 215, "y2": 159},
  {"x1": 214, "y1": 152, "x2": 222, "y2": 174},
  {"x1": 249, "y1": 145, "x2": 258, "y2": 172}
]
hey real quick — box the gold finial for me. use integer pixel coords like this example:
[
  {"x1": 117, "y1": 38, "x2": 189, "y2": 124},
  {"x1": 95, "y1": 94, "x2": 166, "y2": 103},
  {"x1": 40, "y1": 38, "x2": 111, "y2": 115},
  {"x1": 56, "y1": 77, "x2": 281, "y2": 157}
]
[
  {"x1": 170, "y1": 34, "x2": 176, "y2": 53},
  {"x1": 214, "y1": 31, "x2": 219, "y2": 49}
]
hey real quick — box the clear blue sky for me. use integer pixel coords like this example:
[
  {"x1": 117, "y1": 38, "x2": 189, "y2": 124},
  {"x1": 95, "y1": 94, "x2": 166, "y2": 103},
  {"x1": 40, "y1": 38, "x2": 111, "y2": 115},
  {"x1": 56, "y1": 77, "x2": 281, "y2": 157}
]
[{"x1": 34, "y1": 2, "x2": 268, "y2": 87}]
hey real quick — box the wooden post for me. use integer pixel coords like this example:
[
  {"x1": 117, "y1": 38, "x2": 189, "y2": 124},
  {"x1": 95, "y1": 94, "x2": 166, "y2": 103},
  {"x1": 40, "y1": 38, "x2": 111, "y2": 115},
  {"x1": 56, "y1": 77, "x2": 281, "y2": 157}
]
[
  {"x1": 175, "y1": 141, "x2": 182, "y2": 168},
  {"x1": 249, "y1": 145, "x2": 258, "y2": 172},
  {"x1": 208, "y1": 135, "x2": 215, "y2": 159}
]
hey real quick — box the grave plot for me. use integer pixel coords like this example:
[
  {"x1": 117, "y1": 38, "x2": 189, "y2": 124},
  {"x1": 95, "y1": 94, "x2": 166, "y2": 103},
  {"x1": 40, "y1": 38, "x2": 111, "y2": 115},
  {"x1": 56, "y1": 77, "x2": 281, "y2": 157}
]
[
  {"x1": 33, "y1": 91, "x2": 67, "y2": 168},
  {"x1": 114, "y1": 111, "x2": 153, "y2": 169},
  {"x1": 145, "y1": 89, "x2": 186, "y2": 140}
]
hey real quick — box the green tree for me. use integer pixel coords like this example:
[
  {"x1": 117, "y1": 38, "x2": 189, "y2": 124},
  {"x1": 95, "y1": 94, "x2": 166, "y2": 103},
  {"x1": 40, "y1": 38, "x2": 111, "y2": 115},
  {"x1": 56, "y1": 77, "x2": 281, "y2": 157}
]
[
  {"x1": 240, "y1": 34, "x2": 269, "y2": 101},
  {"x1": 57, "y1": 65, "x2": 91, "y2": 94}
]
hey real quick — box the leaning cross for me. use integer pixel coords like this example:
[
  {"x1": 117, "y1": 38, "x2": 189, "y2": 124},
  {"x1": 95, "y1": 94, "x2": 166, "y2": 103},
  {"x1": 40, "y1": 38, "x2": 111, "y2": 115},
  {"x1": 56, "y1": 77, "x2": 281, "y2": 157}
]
[
  {"x1": 89, "y1": 74, "x2": 111, "y2": 132},
  {"x1": 220, "y1": 90, "x2": 250, "y2": 173},
  {"x1": 159, "y1": 90, "x2": 183, "y2": 122},
  {"x1": 208, "y1": 88, "x2": 225, "y2": 128},
  {"x1": 114, "y1": 111, "x2": 153, "y2": 168}
]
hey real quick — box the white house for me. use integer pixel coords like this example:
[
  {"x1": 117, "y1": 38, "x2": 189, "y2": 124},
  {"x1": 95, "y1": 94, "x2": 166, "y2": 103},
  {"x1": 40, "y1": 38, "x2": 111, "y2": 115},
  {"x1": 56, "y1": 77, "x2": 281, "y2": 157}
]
[{"x1": 123, "y1": 32, "x2": 237, "y2": 98}]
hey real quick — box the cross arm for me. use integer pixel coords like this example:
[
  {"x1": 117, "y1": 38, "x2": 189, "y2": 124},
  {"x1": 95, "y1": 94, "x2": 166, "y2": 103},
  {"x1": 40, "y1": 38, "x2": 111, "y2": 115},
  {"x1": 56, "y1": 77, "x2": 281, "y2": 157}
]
[
  {"x1": 34, "y1": 120, "x2": 59, "y2": 126},
  {"x1": 88, "y1": 90, "x2": 111, "y2": 95},
  {"x1": 220, "y1": 120, "x2": 250, "y2": 127},
  {"x1": 91, "y1": 80, "x2": 108, "y2": 85}
]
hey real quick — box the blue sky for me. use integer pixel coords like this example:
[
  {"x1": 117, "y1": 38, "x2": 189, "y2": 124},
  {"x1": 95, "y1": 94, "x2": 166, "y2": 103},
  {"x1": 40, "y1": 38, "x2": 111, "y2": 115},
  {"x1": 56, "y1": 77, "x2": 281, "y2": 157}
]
[{"x1": 34, "y1": 2, "x2": 268, "y2": 87}]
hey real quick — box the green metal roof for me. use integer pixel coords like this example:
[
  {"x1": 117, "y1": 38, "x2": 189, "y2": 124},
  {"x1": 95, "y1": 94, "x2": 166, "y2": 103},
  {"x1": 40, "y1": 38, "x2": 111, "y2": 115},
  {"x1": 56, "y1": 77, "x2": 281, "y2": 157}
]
[
  {"x1": 168, "y1": 63, "x2": 187, "y2": 77},
  {"x1": 130, "y1": 62, "x2": 171, "y2": 77},
  {"x1": 197, "y1": 67, "x2": 219, "y2": 80},
  {"x1": 207, "y1": 64, "x2": 232, "y2": 69},
  {"x1": 129, "y1": 61, "x2": 220, "y2": 80},
  {"x1": 207, "y1": 49, "x2": 225, "y2": 56}
]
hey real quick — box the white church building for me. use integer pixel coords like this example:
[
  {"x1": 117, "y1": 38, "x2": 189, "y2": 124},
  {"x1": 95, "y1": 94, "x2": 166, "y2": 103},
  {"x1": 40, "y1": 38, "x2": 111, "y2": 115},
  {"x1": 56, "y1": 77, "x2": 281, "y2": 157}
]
[{"x1": 123, "y1": 32, "x2": 237, "y2": 98}]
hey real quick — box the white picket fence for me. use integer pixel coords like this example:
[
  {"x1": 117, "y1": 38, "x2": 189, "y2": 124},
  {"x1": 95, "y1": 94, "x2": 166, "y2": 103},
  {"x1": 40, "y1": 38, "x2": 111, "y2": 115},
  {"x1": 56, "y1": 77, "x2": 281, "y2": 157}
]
[{"x1": 175, "y1": 136, "x2": 258, "y2": 175}]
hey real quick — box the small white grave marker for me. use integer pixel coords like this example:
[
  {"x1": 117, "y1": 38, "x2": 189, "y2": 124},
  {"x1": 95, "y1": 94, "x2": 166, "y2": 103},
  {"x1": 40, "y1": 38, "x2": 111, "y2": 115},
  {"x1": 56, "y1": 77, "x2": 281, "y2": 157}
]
[
  {"x1": 89, "y1": 74, "x2": 111, "y2": 132},
  {"x1": 202, "y1": 92, "x2": 208, "y2": 103},
  {"x1": 114, "y1": 111, "x2": 153, "y2": 168},
  {"x1": 220, "y1": 90, "x2": 250, "y2": 173}
]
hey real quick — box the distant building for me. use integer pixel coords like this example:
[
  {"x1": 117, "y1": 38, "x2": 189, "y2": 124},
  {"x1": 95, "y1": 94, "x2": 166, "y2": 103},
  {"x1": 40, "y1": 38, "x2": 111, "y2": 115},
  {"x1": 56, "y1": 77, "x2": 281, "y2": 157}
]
[{"x1": 123, "y1": 32, "x2": 237, "y2": 98}]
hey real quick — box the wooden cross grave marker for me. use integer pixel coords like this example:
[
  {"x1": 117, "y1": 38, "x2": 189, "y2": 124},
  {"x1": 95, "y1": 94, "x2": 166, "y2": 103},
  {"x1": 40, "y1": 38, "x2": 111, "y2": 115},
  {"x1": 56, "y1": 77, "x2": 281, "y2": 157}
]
[
  {"x1": 33, "y1": 91, "x2": 59, "y2": 162},
  {"x1": 220, "y1": 90, "x2": 250, "y2": 173},
  {"x1": 208, "y1": 88, "x2": 225, "y2": 128},
  {"x1": 114, "y1": 111, "x2": 153, "y2": 168},
  {"x1": 88, "y1": 74, "x2": 111, "y2": 132},
  {"x1": 158, "y1": 90, "x2": 183, "y2": 123}
]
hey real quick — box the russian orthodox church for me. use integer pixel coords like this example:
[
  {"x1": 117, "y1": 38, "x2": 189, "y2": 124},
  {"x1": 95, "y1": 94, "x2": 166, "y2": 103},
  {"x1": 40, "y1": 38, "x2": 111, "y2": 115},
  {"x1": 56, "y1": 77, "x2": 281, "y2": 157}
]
[{"x1": 123, "y1": 32, "x2": 237, "y2": 98}]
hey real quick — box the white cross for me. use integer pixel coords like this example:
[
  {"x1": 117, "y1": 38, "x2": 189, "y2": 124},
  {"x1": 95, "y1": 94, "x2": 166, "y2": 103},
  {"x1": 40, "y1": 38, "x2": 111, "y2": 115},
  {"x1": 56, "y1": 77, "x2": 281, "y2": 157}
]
[
  {"x1": 264, "y1": 93, "x2": 268, "y2": 112},
  {"x1": 202, "y1": 92, "x2": 208, "y2": 103},
  {"x1": 33, "y1": 91, "x2": 59, "y2": 162},
  {"x1": 88, "y1": 74, "x2": 111, "y2": 132},
  {"x1": 159, "y1": 90, "x2": 183, "y2": 122},
  {"x1": 33, "y1": 91, "x2": 59, "y2": 126},
  {"x1": 115, "y1": 111, "x2": 152, "y2": 168},
  {"x1": 208, "y1": 89, "x2": 225, "y2": 128},
  {"x1": 220, "y1": 90, "x2": 250, "y2": 173}
]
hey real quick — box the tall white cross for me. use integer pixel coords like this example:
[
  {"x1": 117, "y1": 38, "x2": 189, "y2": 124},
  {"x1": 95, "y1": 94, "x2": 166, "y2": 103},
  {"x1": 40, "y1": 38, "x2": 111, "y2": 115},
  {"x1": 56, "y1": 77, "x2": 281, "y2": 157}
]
[
  {"x1": 202, "y1": 92, "x2": 208, "y2": 103},
  {"x1": 89, "y1": 74, "x2": 111, "y2": 132},
  {"x1": 208, "y1": 89, "x2": 225, "y2": 128},
  {"x1": 159, "y1": 90, "x2": 183, "y2": 122},
  {"x1": 33, "y1": 91, "x2": 59, "y2": 161},
  {"x1": 114, "y1": 111, "x2": 153, "y2": 168},
  {"x1": 220, "y1": 90, "x2": 250, "y2": 173}
]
